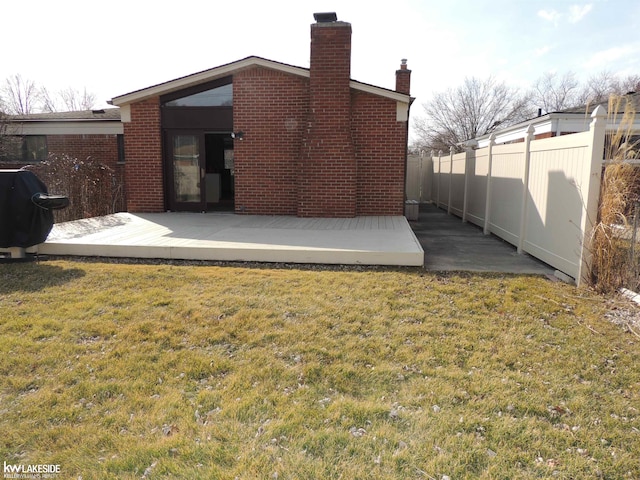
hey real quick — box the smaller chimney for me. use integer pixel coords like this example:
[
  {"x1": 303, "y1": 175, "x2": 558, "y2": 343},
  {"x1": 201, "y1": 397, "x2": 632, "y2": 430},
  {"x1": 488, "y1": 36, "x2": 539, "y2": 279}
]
[{"x1": 395, "y1": 59, "x2": 411, "y2": 95}]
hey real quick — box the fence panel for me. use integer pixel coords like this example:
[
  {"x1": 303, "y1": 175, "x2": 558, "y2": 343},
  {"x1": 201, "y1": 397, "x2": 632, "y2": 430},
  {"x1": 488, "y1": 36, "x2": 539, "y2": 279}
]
[
  {"x1": 422, "y1": 155, "x2": 433, "y2": 202},
  {"x1": 488, "y1": 143, "x2": 525, "y2": 245},
  {"x1": 449, "y1": 152, "x2": 467, "y2": 216},
  {"x1": 465, "y1": 147, "x2": 490, "y2": 227},
  {"x1": 438, "y1": 153, "x2": 451, "y2": 209},
  {"x1": 431, "y1": 153, "x2": 439, "y2": 204},
  {"x1": 524, "y1": 132, "x2": 593, "y2": 279}
]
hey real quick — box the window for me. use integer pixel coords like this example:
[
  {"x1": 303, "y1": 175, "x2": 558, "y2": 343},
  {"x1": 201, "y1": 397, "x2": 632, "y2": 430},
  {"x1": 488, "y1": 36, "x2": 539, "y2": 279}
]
[
  {"x1": 0, "y1": 135, "x2": 47, "y2": 163},
  {"x1": 163, "y1": 83, "x2": 233, "y2": 107},
  {"x1": 117, "y1": 134, "x2": 125, "y2": 163},
  {"x1": 24, "y1": 136, "x2": 47, "y2": 162}
]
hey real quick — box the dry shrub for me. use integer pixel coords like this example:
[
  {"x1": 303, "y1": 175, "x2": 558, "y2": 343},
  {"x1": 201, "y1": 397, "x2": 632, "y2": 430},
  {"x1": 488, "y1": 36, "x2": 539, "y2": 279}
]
[
  {"x1": 590, "y1": 94, "x2": 640, "y2": 292},
  {"x1": 25, "y1": 154, "x2": 122, "y2": 223}
]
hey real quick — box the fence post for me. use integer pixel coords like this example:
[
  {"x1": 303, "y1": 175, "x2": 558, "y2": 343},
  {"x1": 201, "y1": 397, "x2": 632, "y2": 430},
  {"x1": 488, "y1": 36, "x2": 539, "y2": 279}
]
[
  {"x1": 462, "y1": 141, "x2": 476, "y2": 223},
  {"x1": 447, "y1": 146, "x2": 454, "y2": 214},
  {"x1": 517, "y1": 125, "x2": 535, "y2": 253},
  {"x1": 483, "y1": 133, "x2": 496, "y2": 235},
  {"x1": 577, "y1": 105, "x2": 607, "y2": 286},
  {"x1": 430, "y1": 150, "x2": 436, "y2": 203},
  {"x1": 437, "y1": 150, "x2": 443, "y2": 208},
  {"x1": 418, "y1": 150, "x2": 424, "y2": 203}
]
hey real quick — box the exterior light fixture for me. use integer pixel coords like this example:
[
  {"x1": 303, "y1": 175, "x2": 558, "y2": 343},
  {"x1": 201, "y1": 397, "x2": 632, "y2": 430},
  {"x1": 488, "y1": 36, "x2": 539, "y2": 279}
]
[{"x1": 231, "y1": 131, "x2": 244, "y2": 140}]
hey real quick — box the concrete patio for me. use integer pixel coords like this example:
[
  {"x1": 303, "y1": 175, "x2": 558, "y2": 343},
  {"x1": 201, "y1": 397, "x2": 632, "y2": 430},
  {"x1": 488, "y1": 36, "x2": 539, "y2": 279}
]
[
  {"x1": 411, "y1": 204, "x2": 555, "y2": 275},
  {"x1": 36, "y1": 212, "x2": 425, "y2": 266}
]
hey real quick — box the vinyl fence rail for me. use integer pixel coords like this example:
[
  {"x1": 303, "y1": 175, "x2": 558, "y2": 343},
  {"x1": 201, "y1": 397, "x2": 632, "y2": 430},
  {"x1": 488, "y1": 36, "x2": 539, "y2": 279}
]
[{"x1": 427, "y1": 105, "x2": 607, "y2": 286}]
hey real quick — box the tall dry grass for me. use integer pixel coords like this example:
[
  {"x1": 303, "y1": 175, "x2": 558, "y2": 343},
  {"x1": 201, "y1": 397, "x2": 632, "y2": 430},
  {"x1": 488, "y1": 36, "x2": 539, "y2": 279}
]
[{"x1": 590, "y1": 94, "x2": 640, "y2": 292}]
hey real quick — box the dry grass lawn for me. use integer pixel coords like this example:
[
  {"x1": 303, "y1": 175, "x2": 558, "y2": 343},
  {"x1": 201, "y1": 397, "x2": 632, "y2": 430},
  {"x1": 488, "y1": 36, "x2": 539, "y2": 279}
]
[{"x1": 0, "y1": 259, "x2": 638, "y2": 479}]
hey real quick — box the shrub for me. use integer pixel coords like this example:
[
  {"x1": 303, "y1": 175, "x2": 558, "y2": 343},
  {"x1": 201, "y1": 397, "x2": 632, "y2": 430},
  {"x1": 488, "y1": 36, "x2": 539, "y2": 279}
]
[{"x1": 25, "y1": 154, "x2": 124, "y2": 223}]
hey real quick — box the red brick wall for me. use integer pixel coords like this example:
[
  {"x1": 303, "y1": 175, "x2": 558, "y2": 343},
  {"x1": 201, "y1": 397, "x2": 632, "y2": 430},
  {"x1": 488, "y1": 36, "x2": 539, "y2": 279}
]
[
  {"x1": 47, "y1": 134, "x2": 117, "y2": 166},
  {"x1": 233, "y1": 64, "x2": 407, "y2": 217},
  {"x1": 233, "y1": 67, "x2": 309, "y2": 215},
  {"x1": 535, "y1": 132, "x2": 555, "y2": 140},
  {"x1": 124, "y1": 97, "x2": 164, "y2": 212},
  {"x1": 352, "y1": 91, "x2": 407, "y2": 215}
]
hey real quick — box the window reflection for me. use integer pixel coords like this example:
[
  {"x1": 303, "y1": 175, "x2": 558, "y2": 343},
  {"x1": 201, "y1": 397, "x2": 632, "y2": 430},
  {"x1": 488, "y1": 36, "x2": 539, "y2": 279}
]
[{"x1": 164, "y1": 84, "x2": 232, "y2": 107}]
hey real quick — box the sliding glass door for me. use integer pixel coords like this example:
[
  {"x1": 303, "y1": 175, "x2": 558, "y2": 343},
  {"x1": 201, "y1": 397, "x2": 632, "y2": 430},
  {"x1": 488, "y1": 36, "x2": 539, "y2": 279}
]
[{"x1": 166, "y1": 131, "x2": 206, "y2": 211}]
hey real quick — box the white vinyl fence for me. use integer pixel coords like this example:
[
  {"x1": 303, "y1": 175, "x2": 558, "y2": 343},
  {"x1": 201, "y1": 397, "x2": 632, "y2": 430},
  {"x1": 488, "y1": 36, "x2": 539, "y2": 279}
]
[{"x1": 425, "y1": 106, "x2": 607, "y2": 285}]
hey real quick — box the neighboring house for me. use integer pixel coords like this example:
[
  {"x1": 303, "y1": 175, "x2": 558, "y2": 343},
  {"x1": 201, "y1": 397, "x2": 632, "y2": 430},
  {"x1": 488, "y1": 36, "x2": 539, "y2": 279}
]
[
  {"x1": 109, "y1": 12, "x2": 413, "y2": 217},
  {"x1": 0, "y1": 108, "x2": 125, "y2": 198},
  {"x1": 474, "y1": 92, "x2": 640, "y2": 148}
]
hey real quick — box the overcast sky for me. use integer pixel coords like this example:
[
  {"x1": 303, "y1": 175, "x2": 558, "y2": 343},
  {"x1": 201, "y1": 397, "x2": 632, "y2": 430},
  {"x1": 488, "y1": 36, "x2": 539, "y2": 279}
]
[{"x1": 3, "y1": 0, "x2": 639, "y2": 127}]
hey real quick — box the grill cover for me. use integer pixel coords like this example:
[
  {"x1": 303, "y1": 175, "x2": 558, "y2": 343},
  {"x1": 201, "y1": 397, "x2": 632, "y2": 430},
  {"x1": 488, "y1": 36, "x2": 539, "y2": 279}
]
[{"x1": 0, "y1": 169, "x2": 56, "y2": 248}]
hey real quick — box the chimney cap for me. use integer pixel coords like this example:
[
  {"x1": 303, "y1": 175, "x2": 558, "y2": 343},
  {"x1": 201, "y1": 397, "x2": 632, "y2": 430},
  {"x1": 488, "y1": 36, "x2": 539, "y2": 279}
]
[{"x1": 314, "y1": 12, "x2": 338, "y2": 23}]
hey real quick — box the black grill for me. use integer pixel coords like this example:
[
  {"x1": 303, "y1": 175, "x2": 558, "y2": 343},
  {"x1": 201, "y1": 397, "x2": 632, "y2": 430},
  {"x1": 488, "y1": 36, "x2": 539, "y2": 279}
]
[{"x1": 0, "y1": 169, "x2": 69, "y2": 255}]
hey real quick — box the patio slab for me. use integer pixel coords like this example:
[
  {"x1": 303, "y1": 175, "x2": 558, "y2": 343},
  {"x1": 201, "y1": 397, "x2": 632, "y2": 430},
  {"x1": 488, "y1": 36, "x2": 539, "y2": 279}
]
[{"x1": 37, "y1": 212, "x2": 425, "y2": 266}]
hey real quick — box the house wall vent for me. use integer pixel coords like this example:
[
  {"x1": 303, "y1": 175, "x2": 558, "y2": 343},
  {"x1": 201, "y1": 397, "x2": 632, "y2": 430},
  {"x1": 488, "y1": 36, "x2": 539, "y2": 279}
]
[{"x1": 313, "y1": 12, "x2": 337, "y2": 23}]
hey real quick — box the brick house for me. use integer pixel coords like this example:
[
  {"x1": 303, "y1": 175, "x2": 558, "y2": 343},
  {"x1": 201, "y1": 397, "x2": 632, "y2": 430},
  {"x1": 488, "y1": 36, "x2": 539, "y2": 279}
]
[
  {"x1": 0, "y1": 108, "x2": 125, "y2": 210},
  {"x1": 110, "y1": 12, "x2": 413, "y2": 217}
]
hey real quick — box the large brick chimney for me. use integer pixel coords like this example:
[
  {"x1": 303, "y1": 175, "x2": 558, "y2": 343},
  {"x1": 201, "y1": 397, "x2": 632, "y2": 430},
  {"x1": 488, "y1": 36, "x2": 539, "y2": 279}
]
[{"x1": 298, "y1": 12, "x2": 357, "y2": 217}]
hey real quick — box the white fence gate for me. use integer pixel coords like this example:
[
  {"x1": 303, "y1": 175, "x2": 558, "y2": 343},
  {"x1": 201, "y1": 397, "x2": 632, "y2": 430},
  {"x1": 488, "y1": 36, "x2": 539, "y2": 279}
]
[
  {"x1": 425, "y1": 106, "x2": 607, "y2": 285},
  {"x1": 405, "y1": 153, "x2": 432, "y2": 203}
]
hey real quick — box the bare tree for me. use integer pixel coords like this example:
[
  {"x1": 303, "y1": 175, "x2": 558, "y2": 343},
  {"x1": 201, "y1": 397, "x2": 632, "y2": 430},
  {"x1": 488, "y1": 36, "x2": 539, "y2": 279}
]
[
  {"x1": 578, "y1": 70, "x2": 618, "y2": 104},
  {"x1": 572, "y1": 71, "x2": 640, "y2": 106},
  {"x1": 1, "y1": 74, "x2": 40, "y2": 115},
  {"x1": 39, "y1": 87, "x2": 59, "y2": 113},
  {"x1": 619, "y1": 74, "x2": 640, "y2": 94},
  {"x1": 3, "y1": 74, "x2": 98, "y2": 114},
  {"x1": 40, "y1": 86, "x2": 97, "y2": 112},
  {"x1": 531, "y1": 71, "x2": 581, "y2": 114},
  {"x1": 413, "y1": 76, "x2": 532, "y2": 152},
  {"x1": 59, "y1": 87, "x2": 97, "y2": 111}
]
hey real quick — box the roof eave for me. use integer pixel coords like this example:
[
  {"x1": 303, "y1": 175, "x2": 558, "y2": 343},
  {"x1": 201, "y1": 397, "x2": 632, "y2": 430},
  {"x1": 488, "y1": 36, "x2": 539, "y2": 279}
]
[
  {"x1": 350, "y1": 80, "x2": 411, "y2": 103},
  {"x1": 111, "y1": 56, "x2": 411, "y2": 106}
]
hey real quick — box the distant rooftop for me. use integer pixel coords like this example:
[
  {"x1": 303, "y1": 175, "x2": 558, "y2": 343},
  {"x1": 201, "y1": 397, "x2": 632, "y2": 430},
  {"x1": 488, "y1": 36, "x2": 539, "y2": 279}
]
[
  {"x1": 9, "y1": 108, "x2": 121, "y2": 122},
  {"x1": 560, "y1": 91, "x2": 640, "y2": 114}
]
